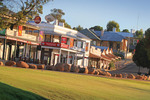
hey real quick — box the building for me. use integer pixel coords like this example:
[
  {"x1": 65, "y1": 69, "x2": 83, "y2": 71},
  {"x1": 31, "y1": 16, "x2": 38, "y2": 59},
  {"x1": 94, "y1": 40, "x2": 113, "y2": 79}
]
[
  {"x1": 29, "y1": 21, "x2": 91, "y2": 67},
  {"x1": 0, "y1": 24, "x2": 40, "y2": 62}
]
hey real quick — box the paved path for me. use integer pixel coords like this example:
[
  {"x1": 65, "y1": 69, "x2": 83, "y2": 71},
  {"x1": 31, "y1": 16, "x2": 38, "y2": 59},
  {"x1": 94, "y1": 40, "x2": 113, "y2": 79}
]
[{"x1": 109, "y1": 62, "x2": 149, "y2": 75}]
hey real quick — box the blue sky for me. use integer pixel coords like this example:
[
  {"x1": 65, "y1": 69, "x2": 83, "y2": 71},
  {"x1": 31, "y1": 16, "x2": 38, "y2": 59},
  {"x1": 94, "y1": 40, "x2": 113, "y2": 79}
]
[{"x1": 40, "y1": 0, "x2": 150, "y2": 32}]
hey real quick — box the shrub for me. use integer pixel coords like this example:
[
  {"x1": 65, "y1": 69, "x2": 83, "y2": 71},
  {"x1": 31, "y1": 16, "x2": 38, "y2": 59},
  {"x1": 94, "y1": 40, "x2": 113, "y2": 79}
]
[
  {"x1": 0, "y1": 61, "x2": 4, "y2": 66},
  {"x1": 16, "y1": 61, "x2": 29, "y2": 68},
  {"x1": 109, "y1": 61, "x2": 116, "y2": 70},
  {"x1": 5, "y1": 61, "x2": 16, "y2": 66},
  {"x1": 114, "y1": 53, "x2": 124, "y2": 59},
  {"x1": 29, "y1": 64, "x2": 37, "y2": 69},
  {"x1": 70, "y1": 65, "x2": 79, "y2": 73},
  {"x1": 37, "y1": 65, "x2": 45, "y2": 69}
]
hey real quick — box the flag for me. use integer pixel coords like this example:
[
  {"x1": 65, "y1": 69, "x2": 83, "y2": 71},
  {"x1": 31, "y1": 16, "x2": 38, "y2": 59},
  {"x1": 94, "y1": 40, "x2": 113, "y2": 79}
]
[{"x1": 18, "y1": 26, "x2": 22, "y2": 36}]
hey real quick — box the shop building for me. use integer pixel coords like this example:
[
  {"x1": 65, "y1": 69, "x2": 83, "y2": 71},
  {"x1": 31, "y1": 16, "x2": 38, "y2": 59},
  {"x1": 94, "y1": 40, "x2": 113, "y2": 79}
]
[
  {"x1": 0, "y1": 24, "x2": 40, "y2": 62},
  {"x1": 29, "y1": 21, "x2": 91, "y2": 67}
]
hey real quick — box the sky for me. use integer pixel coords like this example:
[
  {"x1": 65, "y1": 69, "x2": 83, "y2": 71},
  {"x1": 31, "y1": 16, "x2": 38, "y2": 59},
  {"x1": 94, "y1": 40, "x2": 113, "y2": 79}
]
[{"x1": 40, "y1": 0, "x2": 150, "y2": 32}]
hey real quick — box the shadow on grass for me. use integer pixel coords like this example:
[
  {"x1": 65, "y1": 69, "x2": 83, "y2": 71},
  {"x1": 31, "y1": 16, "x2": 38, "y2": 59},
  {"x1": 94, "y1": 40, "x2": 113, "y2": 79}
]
[{"x1": 0, "y1": 82, "x2": 49, "y2": 100}]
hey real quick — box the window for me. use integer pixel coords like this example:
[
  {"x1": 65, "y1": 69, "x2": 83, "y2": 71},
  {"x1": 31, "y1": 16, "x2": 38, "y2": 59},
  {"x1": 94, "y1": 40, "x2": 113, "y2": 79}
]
[{"x1": 117, "y1": 42, "x2": 120, "y2": 50}]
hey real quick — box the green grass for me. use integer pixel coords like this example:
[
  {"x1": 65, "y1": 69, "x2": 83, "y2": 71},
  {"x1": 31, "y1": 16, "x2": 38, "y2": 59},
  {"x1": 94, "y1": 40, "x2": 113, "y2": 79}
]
[{"x1": 0, "y1": 66, "x2": 150, "y2": 100}]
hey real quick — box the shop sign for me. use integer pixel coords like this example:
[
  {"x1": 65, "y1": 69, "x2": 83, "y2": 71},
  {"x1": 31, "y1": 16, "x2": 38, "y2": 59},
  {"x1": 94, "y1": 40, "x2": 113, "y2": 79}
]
[
  {"x1": 18, "y1": 26, "x2": 22, "y2": 36},
  {"x1": 0, "y1": 29, "x2": 6, "y2": 35},
  {"x1": 70, "y1": 38, "x2": 74, "y2": 48},
  {"x1": 61, "y1": 37, "x2": 67, "y2": 43},
  {"x1": 41, "y1": 42, "x2": 61, "y2": 47},
  {"x1": 61, "y1": 43, "x2": 69, "y2": 49},
  {"x1": 34, "y1": 16, "x2": 41, "y2": 24},
  {"x1": 39, "y1": 31, "x2": 44, "y2": 41}
]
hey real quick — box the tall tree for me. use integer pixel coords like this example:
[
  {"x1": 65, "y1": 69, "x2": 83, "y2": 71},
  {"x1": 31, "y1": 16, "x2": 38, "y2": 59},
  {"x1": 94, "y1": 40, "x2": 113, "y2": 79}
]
[
  {"x1": 89, "y1": 25, "x2": 103, "y2": 31},
  {"x1": 0, "y1": 0, "x2": 51, "y2": 30},
  {"x1": 122, "y1": 29, "x2": 129, "y2": 33},
  {"x1": 133, "y1": 39, "x2": 150, "y2": 74},
  {"x1": 135, "y1": 29, "x2": 143, "y2": 39},
  {"x1": 73, "y1": 25, "x2": 83, "y2": 31},
  {"x1": 50, "y1": 8, "x2": 71, "y2": 29},
  {"x1": 145, "y1": 28, "x2": 150, "y2": 61},
  {"x1": 107, "y1": 21, "x2": 120, "y2": 32}
]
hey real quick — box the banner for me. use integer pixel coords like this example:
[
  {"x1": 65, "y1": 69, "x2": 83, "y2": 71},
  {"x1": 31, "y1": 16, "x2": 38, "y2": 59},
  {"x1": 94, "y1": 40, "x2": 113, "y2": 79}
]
[
  {"x1": 0, "y1": 29, "x2": 6, "y2": 35},
  {"x1": 39, "y1": 31, "x2": 44, "y2": 41},
  {"x1": 70, "y1": 38, "x2": 74, "y2": 48},
  {"x1": 61, "y1": 37, "x2": 67, "y2": 43},
  {"x1": 18, "y1": 26, "x2": 22, "y2": 36}
]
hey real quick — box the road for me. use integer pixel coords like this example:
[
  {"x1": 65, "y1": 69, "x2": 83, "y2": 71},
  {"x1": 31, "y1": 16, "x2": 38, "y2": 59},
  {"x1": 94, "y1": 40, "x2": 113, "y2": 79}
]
[{"x1": 109, "y1": 62, "x2": 149, "y2": 75}]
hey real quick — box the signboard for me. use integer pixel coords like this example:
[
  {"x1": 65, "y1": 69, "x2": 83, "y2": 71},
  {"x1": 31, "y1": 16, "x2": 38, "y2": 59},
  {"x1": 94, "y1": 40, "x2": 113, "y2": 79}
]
[
  {"x1": 39, "y1": 31, "x2": 44, "y2": 41},
  {"x1": 18, "y1": 26, "x2": 22, "y2": 36},
  {"x1": 61, "y1": 37, "x2": 67, "y2": 43},
  {"x1": 0, "y1": 29, "x2": 6, "y2": 35},
  {"x1": 70, "y1": 38, "x2": 74, "y2": 48},
  {"x1": 41, "y1": 42, "x2": 61, "y2": 47},
  {"x1": 34, "y1": 16, "x2": 41, "y2": 24},
  {"x1": 61, "y1": 43, "x2": 69, "y2": 49}
]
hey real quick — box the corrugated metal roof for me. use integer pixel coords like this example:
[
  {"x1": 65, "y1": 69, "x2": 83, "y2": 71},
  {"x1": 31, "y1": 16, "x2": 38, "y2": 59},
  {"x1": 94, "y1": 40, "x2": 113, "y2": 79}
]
[
  {"x1": 116, "y1": 32, "x2": 133, "y2": 37},
  {"x1": 94, "y1": 31, "x2": 125, "y2": 42},
  {"x1": 92, "y1": 46, "x2": 108, "y2": 52},
  {"x1": 79, "y1": 29, "x2": 100, "y2": 40}
]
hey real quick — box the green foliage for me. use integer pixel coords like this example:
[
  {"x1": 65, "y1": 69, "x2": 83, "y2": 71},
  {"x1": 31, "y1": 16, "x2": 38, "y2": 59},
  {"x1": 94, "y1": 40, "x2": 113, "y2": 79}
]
[
  {"x1": 109, "y1": 61, "x2": 116, "y2": 70},
  {"x1": 0, "y1": 0, "x2": 51, "y2": 29},
  {"x1": 133, "y1": 39, "x2": 150, "y2": 69},
  {"x1": 89, "y1": 25, "x2": 103, "y2": 31},
  {"x1": 114, "y1": 53, "x2": 124, "y2": 59},
  {"x1": 73, "y1": 25, "x2": 83, "y2": 31},
  {"x1": 122, "y1": 29, "x2": 129, "y2": 33},
  {"x1": 107, "y1": 21, "x2": 120, "y2": 32},
  {"x1": 135, "y1": 29, "x2": 143, "y2": 39},
  {"x1": 145, "y1": 28, "x2": 150, "y2": 61},
  {"x1": 50, "y1": 8, "x2": 71, "y2": 29}
]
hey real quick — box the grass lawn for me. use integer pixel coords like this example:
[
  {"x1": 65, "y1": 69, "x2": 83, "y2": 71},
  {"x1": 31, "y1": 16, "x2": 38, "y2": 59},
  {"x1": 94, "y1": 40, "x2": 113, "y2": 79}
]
[{"x1": 0, "y1": 66, "x2": 150, "y2": 100}]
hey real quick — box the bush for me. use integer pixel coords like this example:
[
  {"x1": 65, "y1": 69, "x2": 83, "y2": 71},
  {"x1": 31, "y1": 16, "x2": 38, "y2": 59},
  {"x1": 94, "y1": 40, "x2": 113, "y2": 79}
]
[
  {"x1": 0, "y1": 61, "x2": 4, "y2": 66},
  {"x1": 5, "y1": 61, "x2": 16, "y2": 66},
  {"x1": 70, "y1": 65, "x2": 79, "y2": 73},
  {"x1": 109, "y1": 61, "x2": 116, "y2": 70},
  {"x1": 16, "y1": 61, "x2": 29, "y2": 68},
  {"x1": 114, "y1": 53, "x2": 124, "y2": 59},
  {"x1": 37, "y1": 65, "x2": 45, "y2": 69},
  {"x1": 29, "y1": 64, "x2": 37, "y2": 69}
]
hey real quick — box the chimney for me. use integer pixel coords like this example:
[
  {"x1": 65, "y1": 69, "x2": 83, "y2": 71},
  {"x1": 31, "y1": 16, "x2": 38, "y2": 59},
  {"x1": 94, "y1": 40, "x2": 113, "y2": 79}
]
[
  {"x1": 113, "y1": 27, "x2": 116, "y2": 32},
  {"x1": 59, "y1": 22, "x2": 64, "y2": 27},
  {"x1": 130, "y1": 29, "x2": 135, "y2": 33},
  {"x1": 53, "y1": 19, "x2": 58, "y2": 26},
  {"x1": 90, "y1": 29, "x2": 94, "y2": 31},
  {"x1": 101, "y1": 30, "x2": 104, "y2": 37}
]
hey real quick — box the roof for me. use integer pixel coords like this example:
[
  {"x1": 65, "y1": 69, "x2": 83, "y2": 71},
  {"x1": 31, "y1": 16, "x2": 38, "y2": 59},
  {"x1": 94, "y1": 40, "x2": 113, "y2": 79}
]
[
  {"x1": 94, "y1": 31, "x2": 125, "y2": 42},
  {"x1": 92, "y1": 46, "x2": 108, "y2": 52},
  {"x1": 28, "y1": 21, "x2": 91, "y2": 41},
  {"x1": 79, "y1": 29, "x2": 100, "y2": 40},
  {"x1": 116, "y1": 32, "x2": 133, "y2": 38}
]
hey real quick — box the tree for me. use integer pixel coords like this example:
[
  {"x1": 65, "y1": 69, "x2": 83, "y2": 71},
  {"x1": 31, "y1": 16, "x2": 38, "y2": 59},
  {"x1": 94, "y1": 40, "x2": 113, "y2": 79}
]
[
  {"x1": 135, "y1": 29, "x2": 143, "y2": 39},
  {"x1": 50, "y1": 8, "x2": 71, "y2": 29},
  {"x1": 122, "y1": 29, "x2": 129, "y2": 33},
  {"x1": 107, "y1": 21, "x2": 120, "y2": 32},
  {"x1": 0, "y1": 0, "x2": 51, "y2": 30},
  {"x1": 145, "y1": 28, "x2": 150, "y2": 61},
  {"x1": 89, "y1": 25, "x2": 103, "y2": 31},
  {"x1": 73, "y1": 25, "x2": 83, "y2": 31},
  {"x1": 133, "y1": 39, "x2": 150, "y2": 74}
]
